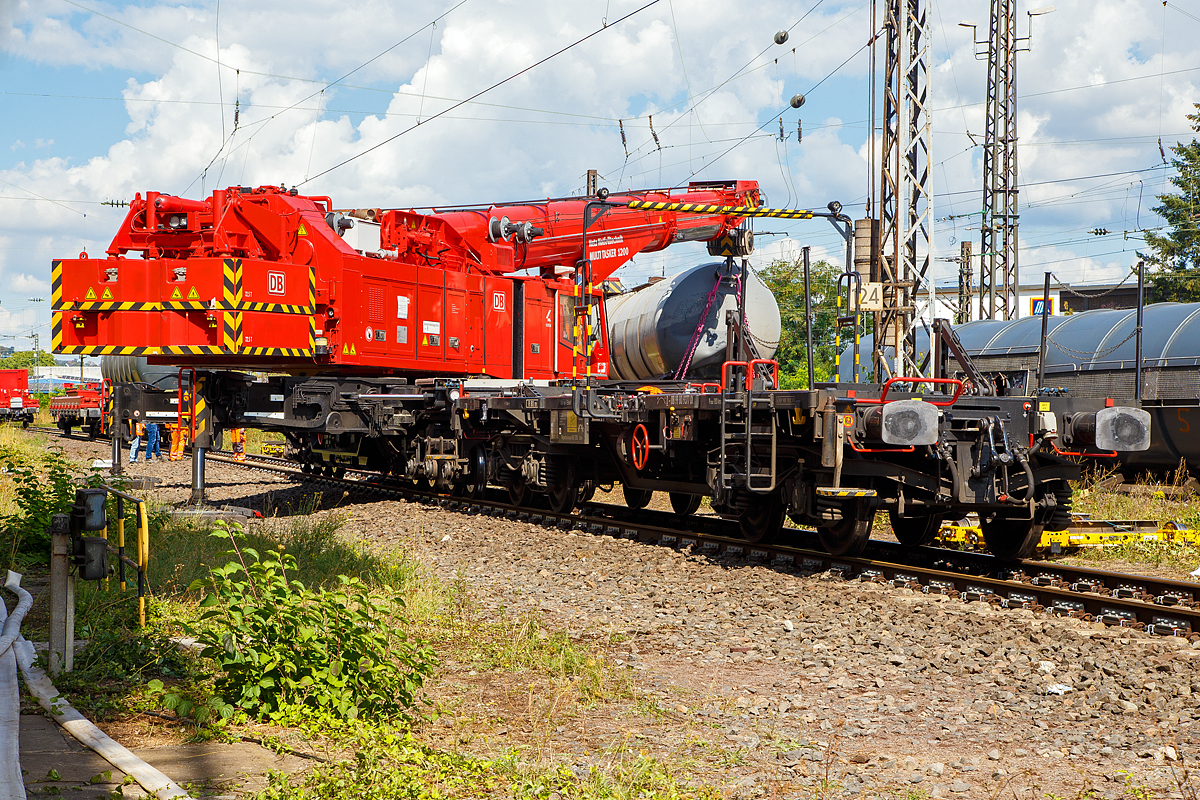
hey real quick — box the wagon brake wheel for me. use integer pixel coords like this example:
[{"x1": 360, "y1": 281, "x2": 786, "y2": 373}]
[{"x1": 630, "y1": 424, "x2": 650, "y2": 471}]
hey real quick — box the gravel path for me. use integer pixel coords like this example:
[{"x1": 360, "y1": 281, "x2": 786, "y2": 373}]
[{"x1": 42, "y1": 433, "x2": 1200, "y2": 798}]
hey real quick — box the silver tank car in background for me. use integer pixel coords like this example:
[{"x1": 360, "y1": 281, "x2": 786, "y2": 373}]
[
  {"x1": 100, "y1": 356, "x2": 179, "y2": 390},
  {"x1": 605, "y1": 262, "x2": 782, "y2": 381}
]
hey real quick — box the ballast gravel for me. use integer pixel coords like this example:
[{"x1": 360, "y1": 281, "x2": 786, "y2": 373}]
[
  {"x1": 42, "y1": 436, "x2": 1200, "y2": 798},
  {"x1": 340, "y1": 497, "x2": 1200, "y2": 799}
]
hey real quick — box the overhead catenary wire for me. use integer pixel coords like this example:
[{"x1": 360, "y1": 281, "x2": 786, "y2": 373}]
[
  {"x1": 691, "y1": 37, "x2": 873, "y2": 180},
  {"x1": 300, "y1": 0, "x2": 664, "y2": 186}
]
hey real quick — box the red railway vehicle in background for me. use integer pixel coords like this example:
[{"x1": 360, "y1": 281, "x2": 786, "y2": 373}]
[
  {"x1": 0, "y1": 370, "x2": 36, "y2": 427},
  {"x1": 49, "y1": 381, "x2": 109, "y2": 437}
]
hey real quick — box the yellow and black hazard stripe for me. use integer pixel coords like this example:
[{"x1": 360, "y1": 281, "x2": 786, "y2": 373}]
[
  {"x1": 814, "y1": 487, "x2": 878, "y2": 498},
  {"x1": 51, "y1": 261, "x2": 63, "y2": 307},
  {"x1": 60, "y1": 301, "x2": 158, "y2": 312},
  {"x1": 624, "y1": 200, "x2": 815, "y2": 219},
  {"x1": 160, "y1": 345, "x2": 232, "y2": 356},
  {"x1": 222, "y1": 312, "x2": 243, "y2": 352},
  {"x1": 194, "y1": 376, "x2": 208, "y2": 439},
  {"x1": 234, "y1": 301, "x2": 313, "y2": 314},
  {"x1": 308, "y1": 267, "x2": 316, "y2": 309},
  {"x1": 241, "y1": 347, "x2": 312, "y2": 357},
  {"x1": 56, "y1": 345, "x2": 155, "y2": 356},
  {"x1": 51, "y1": 298, "x2": 312, "y2": 314},
  {"x1": 223, "y1": 258, "x2": 243, "y2": 306},
  {"x1": 51, "y1": 312, "x2": 63, "y2": 353}
]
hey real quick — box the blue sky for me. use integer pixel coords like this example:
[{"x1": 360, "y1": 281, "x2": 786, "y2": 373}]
[{"x1": 2, "y1": 0, "x2": 1199, "y2": 347}]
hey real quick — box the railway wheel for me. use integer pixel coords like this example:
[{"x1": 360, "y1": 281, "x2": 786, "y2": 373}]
[
  {"x1": 546, "y1": 459, "x2": 578, "y2": 515},
  {"x1": 669, "y1": 492, "x2": 702, "y2": 516},
  {"x1": 507, "y1": 474, "x2": 531, "y2": 507},
  {"x1": 889, "y1": 512, "x2": 941, "y2": 547},
  {"x1": 738, "y1": 494, "x2": 785, "y2": 544},
  {"x1": 817, "y1": 501, "x2": 873, "y2": 557},
  {"x1": 461, "y1": 448, "x2": 487, "y2": 499},
  {"x1": 577, "y1": 480, "x2": 596, "y2": 505},
  {"x1": 980, "y1": 514, "x2": 1043, "y2": 561},
  {"x1": 623, "y1": 487, "x2": 653, "y2": 510}
]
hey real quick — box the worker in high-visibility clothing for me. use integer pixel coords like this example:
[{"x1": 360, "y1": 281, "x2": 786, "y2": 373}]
[
  {"x1": 129, "y1": 420, "x2": 146, "y2": 464},
  {"x1": 231, "y1": 427, "x2": 246, "y2": 462},
  {"x1": 167, "y1": 423, "x2": 188, "y2": 461}
]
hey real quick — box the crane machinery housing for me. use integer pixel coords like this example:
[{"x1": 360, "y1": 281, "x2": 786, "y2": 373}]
[{"x1": 52, "y1": 181, "x2": 1151, "y2": 560}]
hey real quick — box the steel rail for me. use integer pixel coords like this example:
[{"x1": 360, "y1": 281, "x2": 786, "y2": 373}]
[{"x1": 205, "y1": 451, "x2": 1200, "y2": 640}]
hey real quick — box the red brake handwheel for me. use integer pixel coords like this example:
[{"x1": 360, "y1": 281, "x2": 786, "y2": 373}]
[{"x1": 631, "y1": 423, "x2": 650, "y2": 470}]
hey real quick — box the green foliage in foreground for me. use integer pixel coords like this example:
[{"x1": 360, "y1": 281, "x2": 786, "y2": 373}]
[
  {"x1": 0, "y1": 446, "x2": 82, "y2": 564},
  {"x1": 189, "y1": 523, "x2": 436, "y2": 723},
  {"x1": 253, "y1": 719, "x2": 722, "y2": 800}
]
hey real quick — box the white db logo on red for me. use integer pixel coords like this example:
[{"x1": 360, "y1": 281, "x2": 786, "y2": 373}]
[
  {"x1": 492, "y1": 292, "x2": 506, "y2": 311},
  {"x1": 268, "y1": 272, "x2": 286, "y2": 295}
]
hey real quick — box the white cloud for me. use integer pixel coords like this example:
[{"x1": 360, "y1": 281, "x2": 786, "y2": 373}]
[
  {"x1": 9, "y1": 273, "x2": 49, "y2": 295},
  {"x1": 1, "y1": 0, "x2": 1199, "y2": 339}
]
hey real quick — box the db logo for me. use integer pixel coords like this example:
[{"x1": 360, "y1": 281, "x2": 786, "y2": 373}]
[
  {"x1": 267, "y1": 272, "x2": 286, "y2": 295},
  {"x1": 492, "y1": 292, "x2": 506, "y2": 311}
]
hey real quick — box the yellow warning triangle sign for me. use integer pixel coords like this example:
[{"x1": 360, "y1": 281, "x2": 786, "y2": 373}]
[
  {"x1": 101, "y1": 287, "x2": 113, "y2": 299},
  {"x1": 422, "y1": 335, "x2": 429, "y2": 346},
  {"x1": 171, "y1": 287, "x2": 182, "y2": 300},
  {"x1": 297, "y1": 223, "x2": 308, "y2": 236},
  {"x1": 187, "y1": 287, "x2": 199, "y2": 299},
  {"x1": 350, "y1": 344, "x2": 356, "y2": 355},
  {"x1": 342, "y1": 343, "x2": 349, "y2": 355},
  {"x1": 85, "y1": 287, "x2": 96, "y2": 300}
]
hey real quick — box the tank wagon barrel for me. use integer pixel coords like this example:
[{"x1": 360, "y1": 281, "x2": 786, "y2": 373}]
[
  {"x1": 841, "y1": 303, "x2": 1197, "y2": 477},
  {"x1": 51, "y1": 182, "x2": 1150, "y2": 560}
]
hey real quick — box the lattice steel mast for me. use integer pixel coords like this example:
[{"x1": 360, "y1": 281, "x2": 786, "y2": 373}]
[
  {"x1": 875, "y1": 0, "x2": 933, "y2": 379},
  {"x1": 967, "y1": 2, "x2": 1052, "y2": 320},
  {"x1": 982, "y1": 0, "x2": 1017, "y2": 320}
]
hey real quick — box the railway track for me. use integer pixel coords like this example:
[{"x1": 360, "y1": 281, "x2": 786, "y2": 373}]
[
  {"x1": 15, "y1": 424, "x2": 1199, "y2": 638},
  {"x1": 204, "y1": 450, "x2": 1200, "y2": 640}
]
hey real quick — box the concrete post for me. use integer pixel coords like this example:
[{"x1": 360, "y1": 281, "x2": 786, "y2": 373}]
[{"x1": 48, "y1": 513, "x2": 73, "y2": 676}]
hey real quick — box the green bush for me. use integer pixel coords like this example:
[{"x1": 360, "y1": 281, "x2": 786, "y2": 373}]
[
  {"x1": 190, "y1": 523, "x2": 436, "y2": 723},
  {"x1": 1, "y1": 446, "x2": 85, "y2": 563}
]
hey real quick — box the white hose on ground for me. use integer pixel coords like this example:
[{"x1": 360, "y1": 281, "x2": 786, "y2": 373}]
[
  {"x1": 0, "y1": 574, "x2": 23, "y2": 800},
  {"x1": 5, "y1": 573, "x2": 194, "y2": 800}
]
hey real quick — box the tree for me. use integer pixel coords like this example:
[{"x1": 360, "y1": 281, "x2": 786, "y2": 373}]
[
  {"x1": 0, "y1": 350, "x2": 55, "y2": 370},
  {"x1": 758, "y1": 257, "x2": 850, "y2": 388},
  {"x1": 1142, "y1": 104, "x2": 1200, "y2": 302}
]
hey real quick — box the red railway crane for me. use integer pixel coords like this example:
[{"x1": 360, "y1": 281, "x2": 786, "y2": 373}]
[{"x1": 52, "y1": 181, "x2": 762, "y2": 381}]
